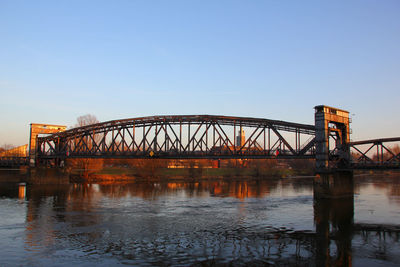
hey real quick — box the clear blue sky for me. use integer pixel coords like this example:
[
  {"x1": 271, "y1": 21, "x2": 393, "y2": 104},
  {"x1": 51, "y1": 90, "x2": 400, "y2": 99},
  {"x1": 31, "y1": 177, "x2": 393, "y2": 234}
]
[{"x1": 1, "y1": 0, "x2": 399, "y2": 146}]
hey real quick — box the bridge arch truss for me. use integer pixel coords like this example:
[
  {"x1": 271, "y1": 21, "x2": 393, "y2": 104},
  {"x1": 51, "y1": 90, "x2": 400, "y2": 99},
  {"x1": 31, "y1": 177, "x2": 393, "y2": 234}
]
[
  {"x1": 350, "y1": 137, "x2": 400, "y2": 169},
  {"x1": 37, "y1": 115, "x2": 316, "y2": 163}
]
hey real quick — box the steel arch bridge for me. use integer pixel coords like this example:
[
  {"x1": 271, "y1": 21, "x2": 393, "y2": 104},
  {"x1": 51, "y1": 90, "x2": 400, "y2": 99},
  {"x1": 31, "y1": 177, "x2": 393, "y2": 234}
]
[
  {"x1": 350, "y1": 137, "x2": 400, "y2": 169},
  {"x1": 36, "y1": 115, "x2": 317, "y2": 164}
]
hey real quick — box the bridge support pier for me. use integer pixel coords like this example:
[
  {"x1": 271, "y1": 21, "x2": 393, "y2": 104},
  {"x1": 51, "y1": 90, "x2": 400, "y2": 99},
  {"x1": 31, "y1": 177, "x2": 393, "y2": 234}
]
[
  {"x1": 313, "y1": 105, "x2": 354, "y2": 262},
  {"x1": 314, "y1": 181, "x2": 354, "y2": 266},
  {"x1": 29, "y1": 123, "x2": 66, "y2": 167},
  {"x1": 314, "y1": 171, "x2": 354, "y2": 199},
  {"x1": 314, "y1": 105, "x2": 351, "y2": 172}
]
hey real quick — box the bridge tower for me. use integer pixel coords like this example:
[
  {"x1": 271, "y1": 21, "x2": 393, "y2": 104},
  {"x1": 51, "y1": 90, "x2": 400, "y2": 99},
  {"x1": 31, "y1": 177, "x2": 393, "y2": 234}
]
[
  {"x1": 29, "y1": 123, "x2": 67, "y2": 167},
  {"x1": 314, "y1": 105, "x2": 350, "y2": 172}
]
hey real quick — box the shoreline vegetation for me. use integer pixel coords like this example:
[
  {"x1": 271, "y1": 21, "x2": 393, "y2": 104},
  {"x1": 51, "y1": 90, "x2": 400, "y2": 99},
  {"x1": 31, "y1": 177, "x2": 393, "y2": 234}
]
[
  {"x1": 70, "y1": 167, "x2": 302, "y2": 183},
  {"x1": 1, "y1": 158, "x2": 399, "y2": 184},
  {"x1": 67, "y1": 158, "x2": 316, "y2": 183}
]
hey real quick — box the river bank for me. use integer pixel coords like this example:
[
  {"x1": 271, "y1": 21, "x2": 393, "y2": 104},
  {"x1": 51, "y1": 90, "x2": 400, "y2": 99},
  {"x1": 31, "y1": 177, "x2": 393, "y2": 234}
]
[
  {"x1": 0, "y1": 165, "x2": 310, "y2": 184},
  {"x1": 1, "y1": 166, "x2": 398, "y2": 184}
]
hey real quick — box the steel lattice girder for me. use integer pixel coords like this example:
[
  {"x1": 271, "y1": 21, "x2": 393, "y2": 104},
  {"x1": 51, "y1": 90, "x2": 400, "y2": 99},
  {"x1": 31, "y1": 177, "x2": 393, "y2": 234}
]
[
  {"x1": 37, "y1": 115, "x2": 316, "y2": 160},
  {"x1": 350, "y1": 137, "x2": 400, "y2": 169}
]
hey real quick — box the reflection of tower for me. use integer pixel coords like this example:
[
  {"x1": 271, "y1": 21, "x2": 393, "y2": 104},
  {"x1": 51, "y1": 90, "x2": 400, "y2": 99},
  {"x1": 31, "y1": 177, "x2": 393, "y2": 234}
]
[
  {"x1": 236, "y1": 129, "x2": 245, "y2": 147},
  {"x1": 18, "y1": 183, "x2": 26, "y2": 199},
  {"x1": 314, "y1": 173, "x2": 354, "y2": 266}
]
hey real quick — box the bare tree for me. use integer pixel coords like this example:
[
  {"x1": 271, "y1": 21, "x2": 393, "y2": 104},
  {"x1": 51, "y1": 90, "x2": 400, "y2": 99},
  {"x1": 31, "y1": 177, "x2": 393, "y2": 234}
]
[
  {"x1": 372, "y1": 144, "x2": 400, "y2": 162},
  {"x1": 0, "y1": 144, "x2": 15, "y2": 157},
  {"x1": 1, "y1": 144, "x2": 15, "y2": 151},
  {"x1": 67, "y1": 114, "x2": 103, "y2": 179},
  {"x1": 75, "y1": 114, "x2": 99, "y2": 127}
]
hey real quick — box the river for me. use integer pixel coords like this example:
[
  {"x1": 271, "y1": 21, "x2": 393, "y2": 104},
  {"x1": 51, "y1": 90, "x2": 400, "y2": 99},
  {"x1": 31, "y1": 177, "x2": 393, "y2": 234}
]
[{"x1": 0, "y1": 171, "x2": 399, "y2": 266}]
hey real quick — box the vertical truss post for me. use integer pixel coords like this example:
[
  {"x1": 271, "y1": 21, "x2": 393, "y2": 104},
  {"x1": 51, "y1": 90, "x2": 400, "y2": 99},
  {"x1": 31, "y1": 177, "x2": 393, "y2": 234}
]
[
  {"x1": 134, "y1": 126, "x2": 139, "y2": 152},
  {"x1": 268, "y1": 128, "x2": 271, "y2": 154},
  {"x1": 143, "y1": 125, "x2": 145, "y2": 152},
  {"x1": 112, "y1": 127, "x2": 115, "y2": 154},
  {"x1": 206, "y1": 121, "x2": 208, "y2": 152},
  {"x1": 213, "y1": 123, "x2": 215, "y2": 149},
  {"x1": 122, "y1": 128, "x2": 125, "y2": 153},
  {"x1": 179, "y1": 121, "x2": 182, "y2": 153},
  {"x1": 263, "y1": 127, "x2": 266, "y2": 153},
  {"x1": 154, "y1": 124, "x2": 158, "y2": 152},
  {"x1": 188, "y1": 122, "x2": 191, "y2": 153}
]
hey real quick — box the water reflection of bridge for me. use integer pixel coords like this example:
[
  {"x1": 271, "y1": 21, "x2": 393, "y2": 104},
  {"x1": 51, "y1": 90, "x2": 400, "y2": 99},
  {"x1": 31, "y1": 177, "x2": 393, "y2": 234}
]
[{"x1": 1, "y1": 178, "x2": 399, "y2": 266}]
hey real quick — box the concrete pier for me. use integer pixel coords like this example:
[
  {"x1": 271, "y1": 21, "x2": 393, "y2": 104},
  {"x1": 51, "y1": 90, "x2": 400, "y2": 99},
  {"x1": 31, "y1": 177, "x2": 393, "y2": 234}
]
[{"x1": 314, "y1": 171, "x2": 354, "y2": 199}]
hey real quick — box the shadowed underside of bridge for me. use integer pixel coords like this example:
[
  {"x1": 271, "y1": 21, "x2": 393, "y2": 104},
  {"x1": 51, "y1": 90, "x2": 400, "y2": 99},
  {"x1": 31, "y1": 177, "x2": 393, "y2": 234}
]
[{"x1": 37, "y1": 115, "x2": 317, "y2": 163}]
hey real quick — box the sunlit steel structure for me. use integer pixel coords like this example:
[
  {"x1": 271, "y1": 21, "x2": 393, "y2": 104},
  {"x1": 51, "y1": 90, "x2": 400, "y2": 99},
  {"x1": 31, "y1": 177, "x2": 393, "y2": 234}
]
[
  {"x1": 1, "y1": 106, "x2": 399, "y2": 170},
  {"x1": 32, "y1": 113, "x2": 400, "y2": 170},
  {"x1": 36, "y1": 115, "x2": 317, "y2": 165}
]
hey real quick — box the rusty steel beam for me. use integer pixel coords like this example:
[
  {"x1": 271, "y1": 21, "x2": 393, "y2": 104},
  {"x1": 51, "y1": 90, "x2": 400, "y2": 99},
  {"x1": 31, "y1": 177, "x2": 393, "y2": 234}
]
[
  {"x1": 350, "y1": 137, "x2": 400, "y2": 169},
  {"x1": 32, "y1": 114, "x2": 400, "y2": 170},
  {"x1": 41, "y1": 115, "x2": 315, "y2": 139},
  {"x1": 350, "y1": 137, "x2": 400, "y2": 146},
  {"x1": 36, "y1": 115, "x2": 317, "y2": 164}
]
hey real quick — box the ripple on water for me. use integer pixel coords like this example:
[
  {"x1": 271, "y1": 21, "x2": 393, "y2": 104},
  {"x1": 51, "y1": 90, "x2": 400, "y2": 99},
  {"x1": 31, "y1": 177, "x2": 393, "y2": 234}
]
[{"x1": 1, "y1": 177, "x2": 400, "y2": 266}]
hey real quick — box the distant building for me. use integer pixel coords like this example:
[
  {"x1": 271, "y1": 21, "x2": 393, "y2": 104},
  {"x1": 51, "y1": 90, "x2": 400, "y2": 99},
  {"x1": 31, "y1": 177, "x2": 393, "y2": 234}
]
[
  {"x1": 167, "y1": 159, "x2": 218, "y2": 168},
  {"x1": 236, "y1": 129, "x2": 245, "y2": 147},
  {"x1": 0, "y1": 144, "x2": 28, "y2": 157}
]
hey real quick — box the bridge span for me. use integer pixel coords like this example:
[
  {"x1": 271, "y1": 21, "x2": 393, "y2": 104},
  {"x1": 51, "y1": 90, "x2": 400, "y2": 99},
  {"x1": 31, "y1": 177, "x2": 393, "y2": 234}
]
[
  {"x1": 1, "y1": 105, "x2": 399, "y2": 171},
  {"x1": 36, "y1": 114, "x2": 317, "y2": 162}
]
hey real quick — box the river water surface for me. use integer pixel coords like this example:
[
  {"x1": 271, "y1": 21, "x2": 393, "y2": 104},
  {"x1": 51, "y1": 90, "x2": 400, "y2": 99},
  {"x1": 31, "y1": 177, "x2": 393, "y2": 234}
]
[{"x1": 0, "y1": 171, "x2": 400, "y2": 266}]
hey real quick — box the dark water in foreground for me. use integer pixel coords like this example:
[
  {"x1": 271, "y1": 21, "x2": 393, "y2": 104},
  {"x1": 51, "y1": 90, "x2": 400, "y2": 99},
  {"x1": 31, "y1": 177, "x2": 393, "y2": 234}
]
[{"x1": 0, "y1": 172, "x2": 400, "y2": 266}]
